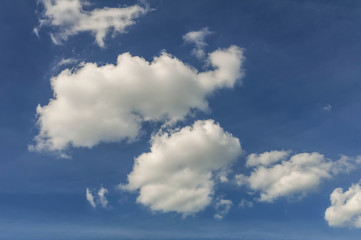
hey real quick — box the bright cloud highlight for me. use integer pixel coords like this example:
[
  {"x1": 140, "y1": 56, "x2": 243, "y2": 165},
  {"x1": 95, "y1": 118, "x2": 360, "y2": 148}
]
[
  {"x1": 30, "y1": 46, "x2": 244, "y2": 153},
  {"x1": 120, "y1": 120, "x2": 242, "y2": 215}
]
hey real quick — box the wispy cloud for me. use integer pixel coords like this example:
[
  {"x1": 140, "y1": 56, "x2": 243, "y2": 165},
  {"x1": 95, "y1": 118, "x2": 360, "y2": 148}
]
[
  {"x1": 86, "y1": 188, "x2": 96, "y2": 208},
  {"x1": 214, "y1": 198, "x2": 233, "y2": 220},
  {"x1": 86, "y1": 187, "x2": 109, "y2": 208},
  {"x1": 183, "y1": 28, "x2": 212, "y2": 59}
]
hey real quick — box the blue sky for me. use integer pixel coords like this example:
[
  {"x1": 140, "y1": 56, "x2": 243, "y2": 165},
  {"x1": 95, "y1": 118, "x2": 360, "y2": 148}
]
[{"x1": 1, "y1": 0, "x2": 361, "y2": 239}]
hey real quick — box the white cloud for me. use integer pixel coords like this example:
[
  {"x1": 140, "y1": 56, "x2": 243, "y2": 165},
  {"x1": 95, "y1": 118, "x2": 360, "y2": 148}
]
[
  {"x1": 56, "y1": 58, "x2": 78, "y2": 67},
  {"x1": 30, "y1": 46, "x2": 244, "y2": 153},
  {"x1": 98, "y1": 187, "x2": 109, "y2": 208},
  {"x1": 246, "y1": 150, "x2": 291, "y2": 167},
  {"x1": 120, "y1": 120, "x2": 242, "y2": 215},
  {"x1": 236, "y1": 152, "x2": 360, "y2": 202},
  {"x1": 325, "y1": 183, "x2": 361, "y2": 228},
  {"x1": 183, "y1": 28, "x2": 212, "y2": 59},
  {"x1": 37, "y1": 0, "x2": 148, "y2": 47},
  {"x1": 86, "y1": 187, "x2": 109, "y2": 208},
  {"x1": 214, "y1": 199, "x2": 233, "y2": 220},
  {"x1": 86, "y1": 188, "x2": 96, "y2": 208}
]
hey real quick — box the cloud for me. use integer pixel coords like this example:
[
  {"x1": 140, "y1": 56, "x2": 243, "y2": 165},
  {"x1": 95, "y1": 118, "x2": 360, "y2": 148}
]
[
  {"x1": 120, "y1": 120, "x2": 242, "y2": 215},
  {"x1": 98, "y1": 187, "x2": 109, "y2": 208},
  {"x1": 30, "y1": 46, "x2": 244, "y2": 153},
  {"x1": 236, "y1": 152, "x2": 360, "y2": 202},
  {"x1": 86, "y1": 188, "x2": 96, "y2": 208},
  {"x1": 86, "y1": 187, "x2": 109, "y2": 208},
  {"x1": 36, "y1": 0, "x2": 148, "y2": 47},
  {"x1": 183, "y1": 28, "x2": 212, "y2": 59},
  {"x1": 246, "y1": 150, "x2": 291, "y2": 167},
  {"x1": 325, "y1": 183, "x2": 361, "y2": 228},
  {"x1": 56, "y1": 58, "x2": 78, "y2": 67},
  {"x1": 239, "y1": 199, "x2": 253, "y2": 208},
  {"x1": 214, "y1": 199, "x2": 233, "y2": 220}
]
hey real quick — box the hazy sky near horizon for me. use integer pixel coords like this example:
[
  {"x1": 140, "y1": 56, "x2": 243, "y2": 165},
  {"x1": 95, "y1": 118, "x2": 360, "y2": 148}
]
[{"x1": 2, "y1": 0, "x2": 361, "y2": 239}]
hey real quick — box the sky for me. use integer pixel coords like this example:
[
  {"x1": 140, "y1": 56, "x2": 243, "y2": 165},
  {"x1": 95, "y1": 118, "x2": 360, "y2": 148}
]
[{"x1": 1, "y1": 0, "x2": 361, "y2": 239}]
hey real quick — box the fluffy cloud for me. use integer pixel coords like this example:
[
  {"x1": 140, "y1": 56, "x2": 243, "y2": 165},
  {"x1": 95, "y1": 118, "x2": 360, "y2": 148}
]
[
  {"x1": 236, "y1": 152, "x2": 359, "y2": 202},
  {"x1": 36, "y1": 0, "x2": 147, "y2": 47},
  {"x1": 86, "y1": 187, "x2": 109, "y2": 208},
  {"x1": 183, "y1": 28, "x2": 212, "y2": 59},
  {"x1": 325, "y1": 183, "x2": 361, "y2": 228},
  {"x1": 120, "y1": 120, "x2": 242, "y2": 215},
  {"x1": 214, "y1": 199, "x2": 233, "y2": 220},
  {"x1": 30, "y1": 46, "x2": 244, "y2": 153}
]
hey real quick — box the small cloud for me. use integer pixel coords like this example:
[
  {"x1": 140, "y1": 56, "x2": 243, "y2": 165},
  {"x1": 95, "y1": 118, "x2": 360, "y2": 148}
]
[
  {"x1": 33, "y1": 27, "x2": 40, "y2": 38},
  {"x1": 214, "y1": 198, "x2": 233, "y2": 220},
  {"x1": 86, "y1": 188, "x2": 96, "y2": 208},
  {"x1": 246, "y1": 150, "x2": 291, "y2": 167},
  {"x1": 57, "y1": 58, "x2": 78, "y2": 67},
  {"x1": 239, "y1": 199, "x2": 253, "y2": 208},
  {"x1": 50, "y1": 58, "x2": 80, "y2": 73},
  {"x1": 183, "y1": 28, "x2": 212, "y2": 59},
  {"x1": 98, "y1": 187, "x2": 109, "y2": 208},
  {"x1": 86, "y1": 187, "x2": 109, "y2": 208}
]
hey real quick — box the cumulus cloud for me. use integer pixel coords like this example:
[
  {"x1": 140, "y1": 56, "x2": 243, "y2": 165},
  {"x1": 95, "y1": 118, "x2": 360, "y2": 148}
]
[
  {"x1": 183, "y1": 28, "x2": 212, "y2": 59},
  {"x1": 30, "y1": 46, "x2": 244, "y2": 153},
  {"x1": 325, "y1": 183, "x2": 361, "y2": 228},
  {"x1": 36, "y1": 0, "x2": 148, "y2": 47},
  {"x1": 214, "y1": 199, "x2": 233, "y2": 220},
  {"x1": 86, "y1": 187, "x2": 109, "y2": 208},
  {"x1": 120, "y1": 120, "x2": 242, "y2": 215},
  {"x1": 236, "y1": 152, "x2": 360, "y2": 202}
]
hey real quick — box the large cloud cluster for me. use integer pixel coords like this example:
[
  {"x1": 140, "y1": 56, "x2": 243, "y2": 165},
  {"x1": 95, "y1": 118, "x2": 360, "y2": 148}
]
[
  {"x1": 121, "y1": 120, "x2": 242, "y2": 215},
  {"x1": 30, "y1": 46, "x2": 244, "y2": 153},
  {"x1": 32, "y1": 2, "x2": 361, "y2": 224},
  {"x1": 36, "y1": 0, "x2": 148, "y2": 46}
]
